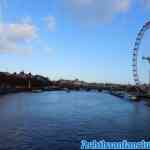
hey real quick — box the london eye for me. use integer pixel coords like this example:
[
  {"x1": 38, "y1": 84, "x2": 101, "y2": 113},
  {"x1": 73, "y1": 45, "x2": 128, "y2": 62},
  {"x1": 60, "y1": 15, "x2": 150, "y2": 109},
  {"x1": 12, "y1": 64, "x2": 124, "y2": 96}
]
[{"x1": 132, "y1": 21, "x2": 150, "y2": 86}]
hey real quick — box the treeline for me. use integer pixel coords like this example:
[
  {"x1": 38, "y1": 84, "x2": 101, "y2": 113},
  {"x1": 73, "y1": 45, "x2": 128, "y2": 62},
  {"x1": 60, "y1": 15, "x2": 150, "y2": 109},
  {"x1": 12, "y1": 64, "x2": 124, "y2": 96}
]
[{"x1": 0, "y1": 71, "x2": 51, "y2": 90}]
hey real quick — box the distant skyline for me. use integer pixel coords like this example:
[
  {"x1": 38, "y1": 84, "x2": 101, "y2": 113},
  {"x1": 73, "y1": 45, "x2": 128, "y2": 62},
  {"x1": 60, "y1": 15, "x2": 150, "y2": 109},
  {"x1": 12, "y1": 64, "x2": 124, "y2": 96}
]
[{"x1": 0, "y1": 0, "x2": 150, "y2": 84}]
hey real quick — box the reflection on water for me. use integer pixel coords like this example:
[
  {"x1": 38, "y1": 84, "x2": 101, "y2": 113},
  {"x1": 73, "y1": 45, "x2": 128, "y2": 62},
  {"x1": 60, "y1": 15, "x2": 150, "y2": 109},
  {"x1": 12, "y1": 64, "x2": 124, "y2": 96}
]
[{"x1": 0, "y1": 91, "x2": 150, "y2": 150}]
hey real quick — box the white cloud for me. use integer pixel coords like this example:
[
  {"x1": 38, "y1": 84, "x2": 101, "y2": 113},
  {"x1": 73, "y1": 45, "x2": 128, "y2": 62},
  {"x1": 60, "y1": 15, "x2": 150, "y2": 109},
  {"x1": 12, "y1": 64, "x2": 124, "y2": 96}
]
[
  {"x1": 64, "y1": 0, "x2": 131, "y2": 24},
  {"x1": 21, "y1": 16, "x2": 33, "y2": 24},
  {"x1": 0, "y1": 23, "x2": 37, "y2": 41},
  {"x1": 44, "y1": 47, "x2": 54, "y2": 54},
  {"x1": 115, "y1": 1, "x2": 130, "y2": 11},
  {"x1": 142, "y1": 0, "x2": 150, "y2": 8},
  {"x1": 44, "y1": 16, "x2": 56, "y2": 31},
  {"x1": 0, "y1": 22, "x2": 37, "y2": 52}
]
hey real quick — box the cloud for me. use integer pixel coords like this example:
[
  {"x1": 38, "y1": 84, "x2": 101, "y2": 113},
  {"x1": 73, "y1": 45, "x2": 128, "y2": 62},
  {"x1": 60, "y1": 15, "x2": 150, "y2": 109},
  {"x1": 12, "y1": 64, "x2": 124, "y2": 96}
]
[
  {"x1": 0, "y1": 22, "x2": 37, "y2": 52},
  {"x1": 21, "y1": 16, "x2": 33, "y2": 24},
  {"x1": 142, "y1": 0, "x2": 150, "y2": 8},
  {"x1": 44, "y1": 47, "x2": 54, "y2": 54},
  {"x1": 63, "y1": 0, "x2": 131, "y2": 24},
  {"x1": 44, "y1": 16, "x2": 56, "y2": 31}
]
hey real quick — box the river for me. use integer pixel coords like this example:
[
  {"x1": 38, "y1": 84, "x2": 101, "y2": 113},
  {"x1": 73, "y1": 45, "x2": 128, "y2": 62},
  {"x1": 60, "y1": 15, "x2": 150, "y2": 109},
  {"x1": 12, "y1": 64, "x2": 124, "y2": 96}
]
[{"x1": 0, "y1": 91, "x2": 150, "y2": 150}]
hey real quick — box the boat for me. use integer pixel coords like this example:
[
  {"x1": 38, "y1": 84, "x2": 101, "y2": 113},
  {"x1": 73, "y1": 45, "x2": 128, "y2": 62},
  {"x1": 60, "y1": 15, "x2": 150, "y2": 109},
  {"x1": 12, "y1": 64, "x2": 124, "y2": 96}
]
[
  {"x1": 63, "y1": 88, "x2": 71, "y2": 93},
  {"x1": 126, "y1": 94, "x2": 140, "y2": 101},
  {"x1": 102, "y1": 90, "x2": 110, "y2": 94},
  {"x1": 31, "y1": 89, "x2": 42, "y2": 93},
  {"x1": 109, "y1": 91, "x2": 125, "y2": 98},
  {"x1": 66, "y1": 89, "x2": 71, "y2": 93}
]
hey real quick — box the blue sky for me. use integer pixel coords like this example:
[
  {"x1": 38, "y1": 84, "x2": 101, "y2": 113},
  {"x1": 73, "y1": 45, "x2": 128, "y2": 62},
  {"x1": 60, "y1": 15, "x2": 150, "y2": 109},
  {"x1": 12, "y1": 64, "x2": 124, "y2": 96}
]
[{"x1": 0, "y1": 0, "x2": 150, "y2": 84}]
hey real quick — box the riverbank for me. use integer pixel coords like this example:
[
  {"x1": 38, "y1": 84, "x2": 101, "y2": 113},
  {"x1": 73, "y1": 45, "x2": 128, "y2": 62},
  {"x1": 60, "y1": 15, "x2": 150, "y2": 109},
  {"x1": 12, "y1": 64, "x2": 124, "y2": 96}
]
[
  {"x1": 1, "y1": 87, "x2": 150, "y2": 106},
  {"x1": 0, "y1": 71, "x2": 150, "y2": 102}
]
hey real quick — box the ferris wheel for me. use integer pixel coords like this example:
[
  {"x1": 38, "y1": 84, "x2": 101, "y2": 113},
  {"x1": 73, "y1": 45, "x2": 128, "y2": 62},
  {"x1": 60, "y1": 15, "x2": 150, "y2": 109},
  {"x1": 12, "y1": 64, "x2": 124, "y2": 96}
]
[{"x1": 132, "y1": 21, "x2": 150, "y2": 86}]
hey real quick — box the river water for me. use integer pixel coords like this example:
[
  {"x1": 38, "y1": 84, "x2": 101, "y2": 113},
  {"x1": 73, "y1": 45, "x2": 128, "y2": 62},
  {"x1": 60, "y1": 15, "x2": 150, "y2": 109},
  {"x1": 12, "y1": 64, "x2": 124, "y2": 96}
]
[{"x1": 0, "y1": 91, "x2": 150, "y2": 150}]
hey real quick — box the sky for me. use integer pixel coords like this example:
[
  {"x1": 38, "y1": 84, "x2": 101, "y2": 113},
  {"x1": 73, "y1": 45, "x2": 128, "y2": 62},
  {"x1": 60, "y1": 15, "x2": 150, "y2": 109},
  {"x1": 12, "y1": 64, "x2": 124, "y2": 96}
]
[{"x1": 0, "y1": 0, "x2": 150, "y2": 84}]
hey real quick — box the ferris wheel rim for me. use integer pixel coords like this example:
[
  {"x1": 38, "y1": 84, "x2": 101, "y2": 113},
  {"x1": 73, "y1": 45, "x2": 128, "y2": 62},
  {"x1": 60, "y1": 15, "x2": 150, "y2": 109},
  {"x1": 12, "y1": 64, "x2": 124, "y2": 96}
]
[{"x1": 132, "y1": 21, "x2": 150, "y2": 86}]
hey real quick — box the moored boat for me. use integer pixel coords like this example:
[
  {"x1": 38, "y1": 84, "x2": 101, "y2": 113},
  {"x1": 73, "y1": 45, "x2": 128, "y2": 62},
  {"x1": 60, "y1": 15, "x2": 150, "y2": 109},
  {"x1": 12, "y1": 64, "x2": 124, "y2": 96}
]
[
  {"x1": 32, "y1": 89, "x2": 42, "y2": 93},
  {"x1": 126, "y1": 94, "x2": 140, "y2": 101}
]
